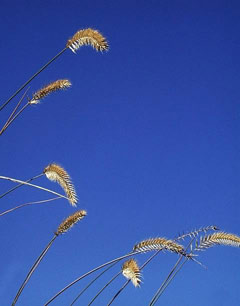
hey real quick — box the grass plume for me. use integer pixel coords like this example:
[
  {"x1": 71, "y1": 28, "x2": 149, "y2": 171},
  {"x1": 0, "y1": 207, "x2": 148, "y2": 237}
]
[
  {"x1": 66, "y1": 28, "x2": 109, "y2": 53},
  {"x1": 56, "y1": 210, "x2": 87, "y2": 235},
  {"x1": 196, "y1": 232, "x2": 240, "y2": 250},
  {"x1": 133, "y1": 237, "x2": 186, "y2": 256},
  {"x1": 122, "y1": 258, "x2": 141, "y2": 287},
  {"x1": 44, "y1": 163, "x2": 77, "y2": 206},
  {"x1": 12, "y1": 210, "x2": 87, "y2": 305},
  {"x1": 29, "y1": 79, "x2": 71, "y2": 104}
]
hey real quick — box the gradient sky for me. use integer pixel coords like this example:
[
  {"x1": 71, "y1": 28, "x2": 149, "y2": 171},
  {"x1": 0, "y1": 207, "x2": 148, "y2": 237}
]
[{"x1": 1, "y1": 1, "x2": 240, "y2": 305}]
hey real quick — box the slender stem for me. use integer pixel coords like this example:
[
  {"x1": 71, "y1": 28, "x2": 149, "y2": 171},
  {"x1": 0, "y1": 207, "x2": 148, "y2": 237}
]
[
  {"x1": 70, "y1": 262, "x2": 119, "y2": 306},
  {"x1": 0, "y1": 102, "x2": 30, "y2": 135},
  {"x1": 149, "y1": 238, "x2": 194, "y2": 306},
  {"x1": 150, "y1": 258, "x2": 188, "y2": 306},
  {"x1": 0, "y1": 174, "x2": 44, "y2": 200},
  {"x1": 0, "y1": 88, "x2": 29, "y2": 134},
  {"x1": 0, "y1": 176, "x2": 68, "y2": 200},
  {"x1": 44, "y1": 251, "x2": 147, "y2": 305},
  {"x1": 108, "y1": 250, "x2": 162, "y2": 305},
  {"x1": 0, "y1": 47, "x2": 68, "y2": 112},
  {"x1": 0, "y1": 196, "x2": 61, "y2": 217},
  {"x1": 12, "y1": 235, "x2": 58, "y2": 305},
  {"x1": 88, "y1": 271, "x2": 121, "y2": 306}
]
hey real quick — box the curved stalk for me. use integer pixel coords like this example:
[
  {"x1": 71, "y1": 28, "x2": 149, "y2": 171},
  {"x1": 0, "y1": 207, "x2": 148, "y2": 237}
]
[{"x1": 0, "y1": 47, "x2": 67, "y2": 112}]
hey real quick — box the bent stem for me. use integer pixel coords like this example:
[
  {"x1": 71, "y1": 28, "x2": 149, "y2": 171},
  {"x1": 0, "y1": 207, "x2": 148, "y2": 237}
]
[
  {"x1": 44, "y1": 250, "x2": 146, "y2": 305},
  {"x1": 149, "y1": 238, "x2": 195, "y2": 306},
  {"x1": 0, "y1": 88, "x2": 29, "y2": 135},
  {"x1": 70, "y1": 262, "x2": 119, "y2": 306},
  {"x1": 108, "y1": 250, "x2": 161, "y2": 306},
  {"x1": 1, "y1": 102, "x2": 30, "y2": 135},
  {"x1": 0, "y1": 174, "x2": 44, "y2": 200},
  {"x1": 0, "y1": 176, "x2": 68, "y2": 200},
  {"x1": 88, "y1": 271, "x2": 121, "y2": 306},
  {"x1": 12, "y1": 235, "x2": 58, "y2": 305},
  {"x1": 0, "y1": 196, "x2": 61, "y2": 217},
  {"x1": 0, "y1": 47, "x2": 67, "y2": 112}
]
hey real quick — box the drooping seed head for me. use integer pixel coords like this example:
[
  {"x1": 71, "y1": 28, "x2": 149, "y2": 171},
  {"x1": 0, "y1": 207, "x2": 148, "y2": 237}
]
[
  {"x1": 196, "y1": 232, "x2": 240, "y2": 251},
  {"x1": 133, "y1": 237, "x2": 185, "y2": 256},
  {"x1": 43, "y1": 163, "x2": 77, "y2": 206},
  {"x1": 29, "y1": 79, "x2": 71, "y2": 104},
  {"x1": 122, "y1": 258, "x2": 142, "y2": 287},
  {"x1": 66, "y1": 28, "x2": 109, "y2": 53},
  {"x1": 56, "y1": 210, "x2": 87, "y2": 235}
]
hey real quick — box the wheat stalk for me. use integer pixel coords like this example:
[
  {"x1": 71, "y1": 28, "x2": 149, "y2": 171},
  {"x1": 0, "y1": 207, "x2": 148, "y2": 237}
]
[
  {"x1": 44, "y1": 163, "x2": 77, "y2": 206},
  {"x1": 66, "y1": 28, "x2": 109, "y2": 53}
]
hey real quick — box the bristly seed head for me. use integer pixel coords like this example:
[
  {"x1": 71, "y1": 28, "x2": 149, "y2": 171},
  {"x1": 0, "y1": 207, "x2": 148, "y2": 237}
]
[
  {"x1": 133, "y1": 237, "x2": 185, "y2": 256},
  {"x1": 66, "y1": 28, "x2": 109, "y2": 53},
  {"x1": 29, "y1": 79, "x2": 71, "y2": 104},
  {"x1": 196, "y1": 232, "x2": 240, "y2": 250},
  {"x1": 122, "y1": 258, "x2": 142, "y2": 287},
  {"x1": 56, "y1": 210, "x2": 87, "y2": 235},
  {"x1": 43, "y1": 163, "x2": 77, "y2": 206}
]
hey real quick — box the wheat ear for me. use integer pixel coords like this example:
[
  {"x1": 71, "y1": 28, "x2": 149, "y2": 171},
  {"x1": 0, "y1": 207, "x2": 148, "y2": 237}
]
[
  {"x1": 66, "y1": 28, "x2": 109, "y2": 53},
  {"x1": 196, "y1": 232, "x2": 240, "y2": 250},
  {"x1": 44, "y1": 163, "x2": 77, "y2": 206}
]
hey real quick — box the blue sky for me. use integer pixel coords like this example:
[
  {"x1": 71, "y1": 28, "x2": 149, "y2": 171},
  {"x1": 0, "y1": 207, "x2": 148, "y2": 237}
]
[{"x1": 0, "y1": 0, "x2": 240, "y2": 305}]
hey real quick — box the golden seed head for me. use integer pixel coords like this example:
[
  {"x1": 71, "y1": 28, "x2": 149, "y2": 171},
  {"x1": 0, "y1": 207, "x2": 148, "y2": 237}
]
[
  {"x1": 66, "y1": 28, "x2": 109, "y2": 53},
  {"x1": 122, "y1": 258, "x2": 141, "y2": 287},
  {"x1": 198, "y1": 232, "x2": 240, "y2": 250},
  {"x1": 133, "y1": 237, "x2": 184, "y2": 255},
  {"x1": 43, "y1": 163, "x2": 77, "y2": 206},
  {"x1": 29, "y1": 79, "x2": 71, "y2": 104},
  {"x1": 56, "y1": 210, "x2": 87, "y2": 235}
]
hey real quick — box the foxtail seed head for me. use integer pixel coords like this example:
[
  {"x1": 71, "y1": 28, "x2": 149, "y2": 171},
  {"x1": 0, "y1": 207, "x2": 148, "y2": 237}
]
[
  {"x1": 133, "y1": 237, "x2": 185, "y2": 255},
  {"x1": 122, "y1": 258, "x2": 141, "y2": 287},
  {"x1": 56, "y1": 210, "x2": 87, "y2": 235},
  {"x1": 29, "y1": 79, "x2": 71, "y2": 104},
  {"x1": 196, "y1": 232, "x2": 240, "y2": 250},
  {"x1": 44, "y1": 163, "x2": 77, "y2": 206},
  {"x1": 66, "y1": 28, "x2": 109, "y2": 53}
]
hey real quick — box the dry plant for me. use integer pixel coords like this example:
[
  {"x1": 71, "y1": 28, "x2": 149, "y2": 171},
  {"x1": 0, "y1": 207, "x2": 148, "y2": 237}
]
[
  {"x1": 0, "y1": 79, "x2": 72, "y2": 134},
  {"x1": 0, "y1": 163, "x2": 77, "y2": 217},
  {"x1": 12, "y1": 210, "x2": 87, "y2": 305},
  {"x1": 1, "y1": 25, "x2": 239, "y2": 306}
]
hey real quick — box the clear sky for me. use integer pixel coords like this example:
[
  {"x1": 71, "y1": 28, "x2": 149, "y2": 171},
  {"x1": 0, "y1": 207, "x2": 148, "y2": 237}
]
[{"x1": 0, "y1": 1, "x2": 240, "y2": 305}]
